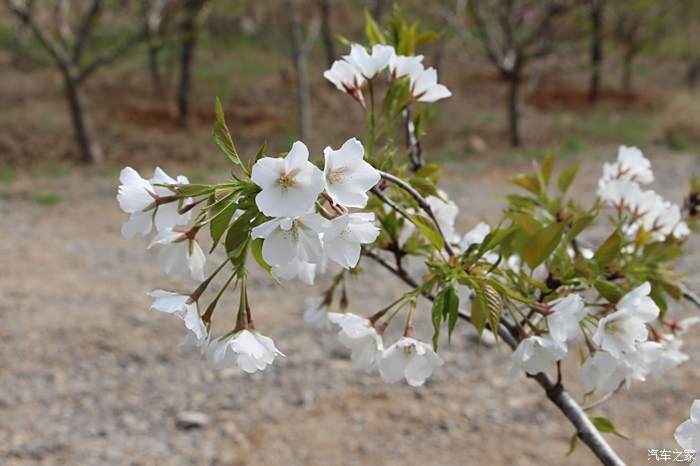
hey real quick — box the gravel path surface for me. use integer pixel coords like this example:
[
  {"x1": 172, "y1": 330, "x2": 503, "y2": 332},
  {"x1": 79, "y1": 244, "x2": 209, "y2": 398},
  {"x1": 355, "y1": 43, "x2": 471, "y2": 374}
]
[{"x1": 1, "y1": 150, "x2": 699, "y2": 466}]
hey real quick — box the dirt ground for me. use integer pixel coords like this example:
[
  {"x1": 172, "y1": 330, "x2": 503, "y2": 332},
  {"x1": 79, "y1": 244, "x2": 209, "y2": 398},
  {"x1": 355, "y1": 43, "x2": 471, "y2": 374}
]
[{"x1": 1, "y1": 148, "x2": 699, "y2": 466}]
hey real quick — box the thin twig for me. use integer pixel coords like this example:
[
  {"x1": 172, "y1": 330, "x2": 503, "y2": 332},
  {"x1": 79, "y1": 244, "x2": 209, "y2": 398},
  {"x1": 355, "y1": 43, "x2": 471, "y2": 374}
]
[
  {"x1": 377, "y1": 170, "x2": 455, "y2": 257},
  {"x1": 582, "y1": 382, "x2": 624, "y2": 411}
]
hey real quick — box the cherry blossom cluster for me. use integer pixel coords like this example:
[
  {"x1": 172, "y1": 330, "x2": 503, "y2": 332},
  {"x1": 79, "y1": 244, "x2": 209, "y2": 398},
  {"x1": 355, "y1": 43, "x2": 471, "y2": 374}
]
[
  {"x1": 598, "y1": 146, "x2": 690, "y2": 241},
  {"x1": 324, "y1": 43, "x2": 451, "y2": 106},
  {"x1": 114, "y1": 10, "x2": 700, "y2": 459}
]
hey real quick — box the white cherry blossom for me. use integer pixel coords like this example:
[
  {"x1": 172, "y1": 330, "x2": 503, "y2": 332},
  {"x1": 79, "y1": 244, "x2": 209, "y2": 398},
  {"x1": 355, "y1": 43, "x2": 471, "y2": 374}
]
[
  {"x1": 389, "y1": 54, "x2": 424, "y2": 79},
  {"x1": 601, "y1": 145, "x2": 654, "y2": 185},
  {"x1": 511, "y1": 335, "x2": 566, "y2": 377},
  {"x1": 303, "y1": 300, "x2": 332, "y2": 329},
  {"x1": 546, "y1": 294, "x2": 586, "y2": 348},
  {"x1": 323, "y1": 137, "x2": 380, "y2": 208},
  {"x1": 409, "y1": 66, "x2": 451, "y2": 103},
  {"x1": 379, "y1": 337, "x2": 443, "y2": 387},
  {"x1": 426, "y1": 191, "x2": 459, "y2": 244},
  {"x1": 592, "y1": 282, "x2": 659, "y2": 358},
  {"x1": 323, "y1": 59, "x2": 365, "y2": 104},
  {"x1": 675, "y1": 400, "x2": 700, "y2": 462},
  {"x1": 646, "y1": 336, "x2": 689, "y2": 378},
  {"x1": 207, "y1": 330, "x2": 284, "y2": 373},
  {"x1": 323, "y1": 213, "x2": 380, "y2": 268},
  {"x1": 251, "y1": 141, "x2": 324, "y2": 217},
  {"x1": 272, "y1": 258, "x2": 317, "y2": 285},
  {"x1": 251, "y1": 213, "x2": 326, "y2": 266},
  {"x1": 148, "y1": 229, "x2": 206, "y2": 282},
  {"x1": 328, "y1": 312, "x2": 383, "y2": 372},
  {"x1": 345, "y1": 43, "x2": 394, "y2": 79},
  {"x1": 117, "y1": 167, "x2": 191, "y2": 239},
  {"x1": 149, "y1": 289, "x2": 207, "y2": 341}
]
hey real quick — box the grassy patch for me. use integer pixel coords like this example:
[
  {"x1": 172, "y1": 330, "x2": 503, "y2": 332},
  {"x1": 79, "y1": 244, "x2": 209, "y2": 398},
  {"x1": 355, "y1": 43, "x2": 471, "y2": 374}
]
[
  {"x1": 0, "y1": 167, "x2": 14, "y2": 186},
  {"x1": 32, "y1": 191, "x2": 62, "y2": 206}
]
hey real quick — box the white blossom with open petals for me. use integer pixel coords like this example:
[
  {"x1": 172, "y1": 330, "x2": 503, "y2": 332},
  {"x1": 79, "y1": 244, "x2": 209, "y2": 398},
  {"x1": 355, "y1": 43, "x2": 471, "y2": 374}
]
[
  {"x1": 251, "y1": 213, "x2": 326, "y2": 266},
  {"x1": 675, "y1": 400, "x2": 700, "y2": 463},
  {"x1": 546, "y1": 294, "x2": 586, "y2": 349},
  {"x1": 149, "y1": 289, "x2": 207, "y2": 341},
  {"x1": 601, "y1": 145, "x2": 654, "y2": 185},
  {"x1": 251, "y1": 141, "x2": 324, "y2": 217},
  {"x1": 148, "y1": 229, "x2": 206, "y2": 282},
  {"x1": 323, "y1": 137, "x2": 380, "y2": 208},
  {"x1": 346, "y1": 43, "x2": 394, "y2": 79},
  {"x1": 208, "y1": 330, "x2": 284, "y2": 373},
  {"x1": 426, "y1": 191, "x2": 459, "y2": 243},
  {"x1": 379, "y1": 337, "x2": 443, "y2": 387},
  {"x1": 646, "y1": 336, "x2": 689, "y2": 378},
  {"x1": 117, "y1": 167, "x2": 192, "y2": 240},
  {"x1": 324, "y1": 213, "x2": 380, "y2": 268},
  {"x1": 592, "y1": 282, "x2": 659, "y2": 358},
  {"x1": 304, "y1": 300, "x2": 332, "y2": 329},
  {"x1": 272, "y1": 258, "x2": 317, "y2": 285},
  {"x1": 409, "y1": 67, "x2": 451, "y2": 103},
  {"x1": 511, "y1": 335, "x2": 566, "y2": 377},
  {"x1": 323, "y1": 59, "x2": 365, "y2": 104},
  {"x1": 328, "y1": 312, "x2": 383, "y2": 371},
  {"x1": 389, "y1": 54, "x2": 424, "y2": 79}
]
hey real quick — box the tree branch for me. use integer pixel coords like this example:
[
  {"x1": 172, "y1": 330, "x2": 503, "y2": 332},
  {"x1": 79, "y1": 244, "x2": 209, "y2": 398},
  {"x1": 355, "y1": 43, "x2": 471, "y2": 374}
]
[
  {"x1": 77, "y1": 30, "x2": 146, "y2": 83},
  {"x1": 377, "y1": 170, "x2": 456, "y2": 257},
  {"x1": 361, "y1": 248, "x2": 626, "y2": 466},
  {"x1": 402, "y1": 108, "x2": 423, "y2": 171}
]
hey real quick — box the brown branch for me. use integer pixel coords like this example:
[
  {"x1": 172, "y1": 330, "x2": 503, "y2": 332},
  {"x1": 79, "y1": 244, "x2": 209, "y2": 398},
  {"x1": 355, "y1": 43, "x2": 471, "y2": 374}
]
[
  {"x1": 377, "y1": 170, "x2": 456, "y2": 257},
  {"x1": 361, "y1": 248, "x2": 625, "y2": 466}
]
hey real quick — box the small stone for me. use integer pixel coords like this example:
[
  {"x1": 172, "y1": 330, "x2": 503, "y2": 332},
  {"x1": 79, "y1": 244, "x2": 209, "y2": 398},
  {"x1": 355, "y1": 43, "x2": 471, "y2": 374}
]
[{"x1": 175, "y1": 411, "x2": 209, "y2": 430}]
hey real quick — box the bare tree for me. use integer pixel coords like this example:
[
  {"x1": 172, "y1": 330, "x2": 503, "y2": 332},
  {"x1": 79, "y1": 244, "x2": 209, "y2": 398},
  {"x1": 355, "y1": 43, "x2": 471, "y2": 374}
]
[
  {"x1": 587, "y1": 0, "x2": 605, "y2": 101},
  {"x1": 610, "y1": 0, "x2": 671, "y2": 93},
  {"x1": 141, "y1": 0, "x2": 169, "y2": 95},
  {"x1": 319, "y1": 0, "x2": 336, "y2": 67},
  {"x1": 286, "y1": 0, "x2": 319, "y2": 141},
  {"x1": 461, "y1": 0, "x2": 569, "y2": 146},
  {"x1": 4, "y1": 0, "x2": 150, "y2": 163},
  {"x1": 176, "y1": 0, "x2": 209, "y2": 127}
]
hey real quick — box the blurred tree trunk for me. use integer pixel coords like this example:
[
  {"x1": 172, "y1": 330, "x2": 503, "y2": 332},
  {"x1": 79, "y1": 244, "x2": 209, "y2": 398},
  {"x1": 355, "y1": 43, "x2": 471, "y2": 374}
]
[
  {"x1": 372, "y1": 0, "x2": 387, "y2": 22},
  {"x1": 142, "y1": 0, "x2": 167, "y2": 96},
  {"x1": 5, "y1": 0, "x2": 146, "y2": 163},
  {"x1": 287, "y1": 0, "x2": 317, "y2": 141},
  {"x1": 588, "y1": 0, "x2": 604, "y2": 102},
  {"x1": 621, "y1": 48, "x2": 636, "y2": 93},
  {"x1": 687, "y1": 58, "x2": 700, "y2": 89},
  {"x1": 177, "y1": 0, "x2": 206, "y2": 127},
  {"x1": 319, "y1": 0, "x2": 335, "y2": 67},
  {"x1": 62, "y1": 68, "x2": 104, "y2": 163},
  {"x1": 507, "y1": 71, "x2": 522, "y2": 147}
]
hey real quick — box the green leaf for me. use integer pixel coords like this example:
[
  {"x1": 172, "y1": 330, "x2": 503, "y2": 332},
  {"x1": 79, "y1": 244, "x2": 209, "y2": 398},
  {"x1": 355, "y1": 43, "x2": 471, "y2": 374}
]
[
  {"x1": 514, "y1": 212, "x2": 542, "y2": 235},
  {"x1": 594, "y1": 278, "x2": 624, "y2": 303},
  {"x1": 431, "y1": 285, "x2": 459, "y2": 348},
  {"x1": 408, "y1": 177, "x2": 439, "y2": 197},
  {"x1": 250, "y1": 237, "x2": 271, "y2": 273},
  {"x1": 564, "y1": 213, "x2": 595, "y2": 245},
  {"x1": 558, "y1": 163, "x2": 580, "y2": 193},
  {"x1": 566, "y1": 433, "x2": 578, "y2": 456},
  {"x1": 173, "y1": 184, "x2": 216, "y2": 197},
  {"x1": 364, "y1": 9, "x2": 386, "y2": 44},
  {"x1": 591, "y1": 416, "x2": 629, "y2": 439},
  {"x1": 411, "y1": 215, "x2": 445, "y2": 251},
  {"x1": 225, "y1": 210, "x2": 254, "y2": 267},
  {"x1": 209, "y1": 195, "x2": 237, "y2": 249},
  {"x1": 649, "y1": 284, "x2": 669, "y2": 318},
  {"x1": 541, "y1": 152, "x2": 555, "y2": 187},
  {"x1": 471, "y1": 288, "x2": 490, "y2": 336},
  {"x1": 214, "y1": 97, "x2": 248, "y2": 175},
  {"x1": 510, "y1": 173, "x2": 541, "y2": 194},
  {"x1": 523, "y1": 222, "x2": 566, "y2": 269},
  {"x1": 593, "y1": 229, "x2": 622, "y2": 267},
  {"x1": 415, "y1": 163, "x2": 442, "y2": 182}
]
